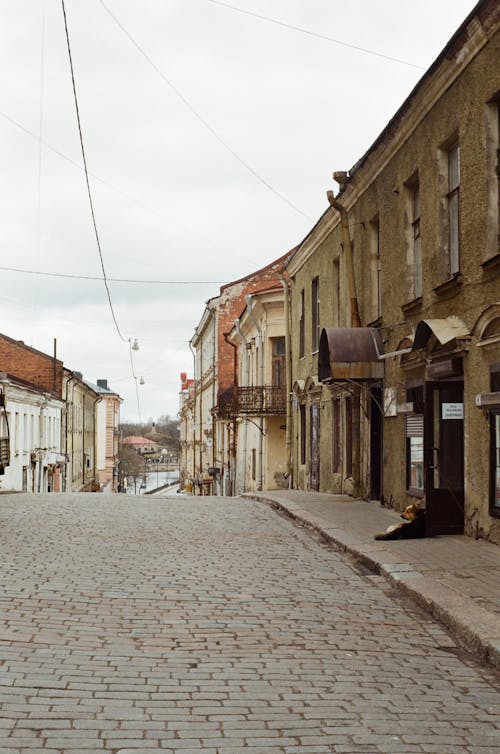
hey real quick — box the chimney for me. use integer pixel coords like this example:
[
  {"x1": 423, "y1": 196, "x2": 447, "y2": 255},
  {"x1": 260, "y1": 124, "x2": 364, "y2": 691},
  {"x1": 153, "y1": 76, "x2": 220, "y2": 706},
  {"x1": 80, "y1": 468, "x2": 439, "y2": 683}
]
[
  {"x1": 97, "y1": 379, "x2": 108, "y2": 389},
  {"x1": 74, "y1": 371, "x2": 83, "y2": 380}
]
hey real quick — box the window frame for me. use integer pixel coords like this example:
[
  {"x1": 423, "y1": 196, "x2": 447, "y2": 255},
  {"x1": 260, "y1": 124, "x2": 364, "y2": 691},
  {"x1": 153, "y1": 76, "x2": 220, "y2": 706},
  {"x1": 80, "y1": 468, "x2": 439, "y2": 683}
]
[
  {"x1": 311, "y1": 277, "x2": 320, "y2": 353},
  {"x1": 299, "y1": 289, "x2": 305, "y2": 359},
  {"x1": 446, "y1": 141, "x2": 460, "y2": 277}
]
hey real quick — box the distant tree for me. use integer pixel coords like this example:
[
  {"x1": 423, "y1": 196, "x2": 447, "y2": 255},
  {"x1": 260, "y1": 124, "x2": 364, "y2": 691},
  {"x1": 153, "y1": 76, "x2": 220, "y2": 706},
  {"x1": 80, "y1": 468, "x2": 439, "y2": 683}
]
[
  {"x1": 120, "y1": 415, "x2": 180, "y2": 453},
  {"x1": 118, "y1": 443, "x2": 146, "y2": 492}
]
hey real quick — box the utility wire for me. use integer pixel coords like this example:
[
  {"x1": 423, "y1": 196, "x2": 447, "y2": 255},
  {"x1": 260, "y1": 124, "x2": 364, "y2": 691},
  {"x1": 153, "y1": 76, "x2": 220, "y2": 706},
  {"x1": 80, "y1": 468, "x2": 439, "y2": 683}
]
[
  {"x1": 0, "y1": 265, "x2": 225, "y2": 285},
  {"x1": 205, "y1": 0, "x2": 425, "y2": 71},
  {"x1": 0, "y1": 108, "x2": 239, "y2": 257},
  {"x1": 97, "y1": 0, "x2": 312, "y2": 221},
  {"x1": 61, "y1": 0, "x2": 126, "y2": 342}
]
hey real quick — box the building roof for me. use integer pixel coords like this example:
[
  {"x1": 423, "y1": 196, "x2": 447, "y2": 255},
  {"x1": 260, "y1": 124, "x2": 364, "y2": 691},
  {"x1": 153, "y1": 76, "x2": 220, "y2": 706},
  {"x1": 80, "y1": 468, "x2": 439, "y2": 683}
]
[{"x1": 122, "y1": 436, "x2": 158, "y2": 445}]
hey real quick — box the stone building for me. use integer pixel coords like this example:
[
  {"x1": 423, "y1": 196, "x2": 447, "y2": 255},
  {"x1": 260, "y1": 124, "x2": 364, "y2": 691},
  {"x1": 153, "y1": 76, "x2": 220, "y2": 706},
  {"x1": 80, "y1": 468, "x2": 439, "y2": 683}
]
[
  {"x1": 86, "y1": 379, "x2": 122, "y2": 491},
  {"x1": 287, "y1": 0, "x2": 500, "y2": 541},
  {"x1": 0, "y1": 372, "x2": 65, "y2": 492},
  {"x1": 228, "y1": 287, "x2": 287, "y2": 493},
  {"x1": 63, "y1": 370, "x2": 100, "y2": 492},
  {"x1": 182, "y1": 253, "x2": 289, "y2": 494}
]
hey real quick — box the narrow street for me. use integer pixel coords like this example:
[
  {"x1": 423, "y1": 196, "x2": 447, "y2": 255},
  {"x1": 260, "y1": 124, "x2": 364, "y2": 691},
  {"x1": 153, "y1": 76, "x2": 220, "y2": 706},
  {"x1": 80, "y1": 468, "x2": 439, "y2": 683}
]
[{"x1": 0, "y1": 494, "x2": 499, "y2": 754}]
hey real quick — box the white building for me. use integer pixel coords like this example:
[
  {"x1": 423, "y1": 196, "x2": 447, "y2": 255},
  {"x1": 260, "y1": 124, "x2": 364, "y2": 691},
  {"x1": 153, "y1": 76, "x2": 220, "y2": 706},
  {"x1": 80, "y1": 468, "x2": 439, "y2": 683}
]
[{"x1": 0, "y1": 373, "x2": 65, "y2": 492}]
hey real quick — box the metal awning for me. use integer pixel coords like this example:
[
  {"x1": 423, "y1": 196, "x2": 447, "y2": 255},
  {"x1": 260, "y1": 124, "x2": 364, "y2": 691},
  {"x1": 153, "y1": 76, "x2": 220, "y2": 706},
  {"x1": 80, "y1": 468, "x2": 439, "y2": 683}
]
[
  {"x1": 411, "y1": 316, "x2": 470, "y2": 351},
  {"x1": 319, "y1": 327, "x2": 384, "y2": 382}
]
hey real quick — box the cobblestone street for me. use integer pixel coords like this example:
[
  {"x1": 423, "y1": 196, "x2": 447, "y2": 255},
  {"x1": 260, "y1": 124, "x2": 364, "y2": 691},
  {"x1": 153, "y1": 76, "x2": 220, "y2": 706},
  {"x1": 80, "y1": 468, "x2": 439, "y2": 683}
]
[{"x1": 0, "y1": 494, "x2": 499, "y2": 754}]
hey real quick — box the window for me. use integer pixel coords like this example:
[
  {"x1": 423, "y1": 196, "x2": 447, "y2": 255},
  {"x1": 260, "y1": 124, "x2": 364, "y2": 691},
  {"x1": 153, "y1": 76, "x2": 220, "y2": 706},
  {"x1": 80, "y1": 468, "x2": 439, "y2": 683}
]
[
  {"x1": 411, "y1": 181, "x2": 422, "y2": 299},
  {"x1": 369, "y1": 216, "x2": 381, "y2": 320},
  {"x1": 332, "y1": 258, "x2": 340, "y2": 327},
  {"x1": 485, "y1": 96, "x2": 500, "y2": 261},
  {"x1": 345, "y1": 397, "x2": 353, "y2": 477},
  {"x1": 332, "y1": 398, "x2": 341, "y2": 473},
  {"x1": 311, "y1": 276, "x2": 320, "y2": 352},
  {"x1": 299, "y1": 289, "x2": 305, "y2": 358},
  {"x1": 251, "y1": 448, "x2": 256, "y2": 481},
  {"x1": 406, "y1": 386, "x2": 424, "y2": 495},
  {"x1": 447, "y1": 142, "x2": 460, "y2": 276},
  {"x1": 271, "y1": 337, "x2": 286, "y2": 387},
  {"x1": 300, "y1": 403, "x2": 306, "y2": 465}
]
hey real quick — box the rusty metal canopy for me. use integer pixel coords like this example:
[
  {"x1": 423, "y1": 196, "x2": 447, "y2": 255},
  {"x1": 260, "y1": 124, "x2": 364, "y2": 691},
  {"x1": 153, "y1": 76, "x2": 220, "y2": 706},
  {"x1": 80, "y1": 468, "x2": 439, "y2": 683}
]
[
  {"x1": 318, "y1": 328, "x2": 384, "y2": 382},
  {"x1": 411, "y1": 316, "x2": 470, "y2": 351}
]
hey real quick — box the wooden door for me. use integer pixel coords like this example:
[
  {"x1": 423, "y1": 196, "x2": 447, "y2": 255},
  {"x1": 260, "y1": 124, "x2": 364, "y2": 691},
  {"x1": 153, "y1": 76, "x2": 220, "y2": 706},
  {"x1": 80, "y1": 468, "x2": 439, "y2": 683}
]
[{"x1": 424, "y1": 381, "x2": 464, "y2": 535}]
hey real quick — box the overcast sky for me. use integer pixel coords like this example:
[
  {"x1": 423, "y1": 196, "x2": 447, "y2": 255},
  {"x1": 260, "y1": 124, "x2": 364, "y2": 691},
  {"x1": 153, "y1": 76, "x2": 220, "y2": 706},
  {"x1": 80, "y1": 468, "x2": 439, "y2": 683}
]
[{"x1": 0, "y1": 0, "x2": 478, "y2": 421}]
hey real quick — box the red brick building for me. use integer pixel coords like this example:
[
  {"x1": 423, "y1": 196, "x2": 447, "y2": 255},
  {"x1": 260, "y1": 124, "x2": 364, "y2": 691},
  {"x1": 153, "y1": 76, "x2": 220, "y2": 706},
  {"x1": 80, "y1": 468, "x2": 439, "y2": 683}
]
[{"x1": 0, "y1": 334, "x2": 63, "y2": 398}]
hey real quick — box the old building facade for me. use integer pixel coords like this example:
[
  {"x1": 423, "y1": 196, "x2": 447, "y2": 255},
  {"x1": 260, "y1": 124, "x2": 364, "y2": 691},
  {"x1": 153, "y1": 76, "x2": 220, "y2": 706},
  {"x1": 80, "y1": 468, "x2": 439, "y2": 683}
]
[
  {"x1": 63, "y1": 370, "x2": 100, "y2": 492},
  {"x1": 228, "y1": 287, "x2": 288, "y2": 493},
  {"x1": 181, "y1": 254, "x2": 289, "y2": 494},
  {"x1": 287, "y1": 0, "x2": 500, "y2": 541},
  {"x1": 88, "y1": 379, "x2": 122, "y2": 492},
  {"x1": 0, "y1": 373, "x2": 65, "y2": 492}
]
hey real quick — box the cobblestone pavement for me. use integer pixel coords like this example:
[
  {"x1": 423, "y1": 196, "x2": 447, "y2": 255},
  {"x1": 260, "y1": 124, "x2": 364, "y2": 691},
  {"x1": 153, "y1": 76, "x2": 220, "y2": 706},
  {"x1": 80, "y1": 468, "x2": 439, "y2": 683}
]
[{"x1": 0, "y1": 494, "x2": 499, "y2": 754}]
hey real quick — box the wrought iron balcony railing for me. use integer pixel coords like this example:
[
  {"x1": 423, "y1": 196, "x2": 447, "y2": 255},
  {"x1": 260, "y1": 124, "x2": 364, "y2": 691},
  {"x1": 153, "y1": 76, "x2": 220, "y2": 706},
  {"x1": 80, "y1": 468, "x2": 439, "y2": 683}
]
[
  {"x1": 217, "y1": 386, "x2": 286, "y2": 418},
  {"x1": 238, "y1": 386, "x2": 286, "y2": 415}
]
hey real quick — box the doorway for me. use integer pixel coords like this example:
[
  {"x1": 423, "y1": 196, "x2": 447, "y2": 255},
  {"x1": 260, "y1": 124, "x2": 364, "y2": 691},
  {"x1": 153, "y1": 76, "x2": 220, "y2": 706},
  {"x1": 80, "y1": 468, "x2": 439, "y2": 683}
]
[
  {"x1": 424, "y1": 381, "x2": 464, "y2": 535},
  {"x1": 370, "y1": 384, "x2": 383, "y2": 500},
  {"x1": 310, "y1": 403, "x2": 320, "y2": 491}
]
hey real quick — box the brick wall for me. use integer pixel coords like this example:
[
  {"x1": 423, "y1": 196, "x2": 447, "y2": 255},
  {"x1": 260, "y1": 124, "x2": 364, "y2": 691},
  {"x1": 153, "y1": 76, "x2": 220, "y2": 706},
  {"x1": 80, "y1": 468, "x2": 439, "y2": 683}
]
[
  {"x1": 0, "y1": 334, "x2": 64, "y2": 398},
  {"x1": 217, "y1": 253, "x2": 289, "y2": 398}
]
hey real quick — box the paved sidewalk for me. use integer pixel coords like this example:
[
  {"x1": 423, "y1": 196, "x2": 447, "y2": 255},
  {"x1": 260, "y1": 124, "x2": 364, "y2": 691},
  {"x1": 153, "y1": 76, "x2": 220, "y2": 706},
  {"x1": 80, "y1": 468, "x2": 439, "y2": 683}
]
[{"x1": 242, "y1": 490, "x2": 500, "y2": 669}]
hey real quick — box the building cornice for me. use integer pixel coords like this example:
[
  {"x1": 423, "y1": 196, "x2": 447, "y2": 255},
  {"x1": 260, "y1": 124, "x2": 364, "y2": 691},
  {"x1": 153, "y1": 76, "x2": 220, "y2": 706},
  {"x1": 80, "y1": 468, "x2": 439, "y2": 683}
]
[
  {"x1": 340, "y1": 8, "x2": 498, "y2": 212},
  {"x1": 286, "y1": 208, "x2": 340, "y2": 277},
  {"x1": 287, "y1": 2, "x2": 499, "y2": 277}
]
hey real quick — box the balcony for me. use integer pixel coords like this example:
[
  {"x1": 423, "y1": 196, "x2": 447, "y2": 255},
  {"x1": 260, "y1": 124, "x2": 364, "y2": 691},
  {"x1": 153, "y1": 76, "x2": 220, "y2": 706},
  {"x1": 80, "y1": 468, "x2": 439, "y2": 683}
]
[
  {"x1": 217, "y1": 386, "x2": 286, "y2": 418},
  {"x1": 238, "y1": 386, "x2": 286, "y2": 415}
]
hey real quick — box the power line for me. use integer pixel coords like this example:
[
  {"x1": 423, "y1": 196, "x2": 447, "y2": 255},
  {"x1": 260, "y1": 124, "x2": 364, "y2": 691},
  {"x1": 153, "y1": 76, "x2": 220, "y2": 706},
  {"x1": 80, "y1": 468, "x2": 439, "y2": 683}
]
[
  {"x1": 0, "y1": 108, "x2": 246, "y2": 259},
  {"x1": 0, "y1": 265, "x2": 225, "y2": 285},
  {"x1": 205, "y1": 0, "x2": 425, "y2": 71},
  {"x1": 61, "y1": 0, "x2": 126, "y2": 342},
  {"x1": 97, "y1": 0, "x2": 312, "y2": 221}
]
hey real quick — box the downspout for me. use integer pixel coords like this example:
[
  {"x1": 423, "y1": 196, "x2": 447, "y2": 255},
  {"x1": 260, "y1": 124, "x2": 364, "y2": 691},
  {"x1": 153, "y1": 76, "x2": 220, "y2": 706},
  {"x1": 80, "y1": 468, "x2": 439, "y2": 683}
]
[
  {"x1": 234, "y1": 318, "x2": 249, "y2": 493},
  {"x1": 279, "y1": 273, "x2": 292, "y2": 488},
  {"x1": 188, "y1": 340, "x2": 196, "y2": 492},
  {"x1": 327, "y1": 185, "x2": 362, "y2": 495},
  {"x1": 211, "y1": 308, "x2": 217, "y2": 491},
  {"x1": 93, "y1": 395, "x2": 102, "y2": 491},
  {"x1": 326, "y1": 190, "x2": 361, "y2": 328},
  {"x1": 223, "y1": 332, "x2": 238, "y2": 496},
  {"x1": 245, "y1": 295, "x2": 264, "y2": 491}
]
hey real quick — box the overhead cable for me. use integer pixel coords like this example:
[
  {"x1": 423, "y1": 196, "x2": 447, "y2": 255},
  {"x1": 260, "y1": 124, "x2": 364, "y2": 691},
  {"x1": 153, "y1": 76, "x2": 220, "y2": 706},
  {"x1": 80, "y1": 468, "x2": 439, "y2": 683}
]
[
  {"x1": 61, "y1": 0, "x2": 126, "y2": 342},
  {"x1": 0, "y1": 265, "x2": 225, "y2": 285},
  {"x1": 205, "y1": 0, "x2": 425, "y2": 70},
  {"x1": 0, "y1": 108, "x2": 236, "y2": 256},
  {"x1": 97, "y1": 0, "x2": 312, "y2": 221}
]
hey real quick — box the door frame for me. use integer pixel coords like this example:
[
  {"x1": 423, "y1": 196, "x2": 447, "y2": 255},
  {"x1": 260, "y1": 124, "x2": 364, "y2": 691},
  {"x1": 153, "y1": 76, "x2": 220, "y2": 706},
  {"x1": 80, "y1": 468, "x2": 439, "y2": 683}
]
[{"x1": 424, "y1": 379, "x2": 465, "y2": 535}]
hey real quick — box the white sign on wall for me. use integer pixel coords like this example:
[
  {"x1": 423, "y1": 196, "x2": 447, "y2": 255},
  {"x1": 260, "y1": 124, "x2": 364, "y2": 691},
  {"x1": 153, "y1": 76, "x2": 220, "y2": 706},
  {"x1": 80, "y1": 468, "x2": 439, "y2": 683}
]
[{"x1": 442, "y1": 402, "x2": 464, "y2": 420}]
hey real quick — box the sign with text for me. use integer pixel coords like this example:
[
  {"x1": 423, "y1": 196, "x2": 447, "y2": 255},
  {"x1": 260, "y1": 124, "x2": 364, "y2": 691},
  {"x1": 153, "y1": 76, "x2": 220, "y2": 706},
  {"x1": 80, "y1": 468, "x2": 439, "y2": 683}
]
[{"x1": 442, "y1": 402, "x2": 464, "y2": 420}]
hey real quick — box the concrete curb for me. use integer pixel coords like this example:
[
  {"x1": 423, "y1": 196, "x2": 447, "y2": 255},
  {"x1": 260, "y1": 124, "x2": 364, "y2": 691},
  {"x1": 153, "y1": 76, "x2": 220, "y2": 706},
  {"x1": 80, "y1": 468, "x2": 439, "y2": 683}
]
[{"x1": 243, "y1": 492, "x2": 500, "y2": 670}]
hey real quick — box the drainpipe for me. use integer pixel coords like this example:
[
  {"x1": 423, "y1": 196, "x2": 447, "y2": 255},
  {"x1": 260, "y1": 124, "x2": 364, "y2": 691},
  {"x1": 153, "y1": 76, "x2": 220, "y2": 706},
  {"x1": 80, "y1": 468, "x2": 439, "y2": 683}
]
[
  {"x1": 326, "y1": 190, "x2": 361, "y2": 328},
  {"x1": 234, "y1": 318, "x2": 249, "y2": 493},
  {"x1": 223, "y1": 332, "x2": 238, "y2": 496},
  {"x1": 211, "y1": 308, "x2": 217, "y2": 490},
  {"x1": 327, "y1": 183, "x2": 362, "y2": 496},
  {"x1": 188, "y1": 341, "x2": 196, "y2": 492},
  {"x1": 245, "y1": 295, "x2": 264, "y2": 491},
  {"x1": 279, "y1": 273, "x2": 292, "y2": 488}
]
